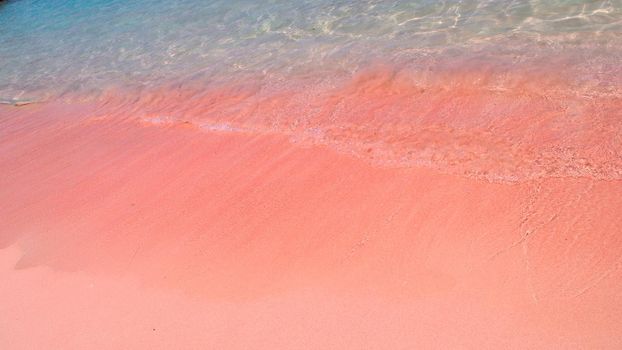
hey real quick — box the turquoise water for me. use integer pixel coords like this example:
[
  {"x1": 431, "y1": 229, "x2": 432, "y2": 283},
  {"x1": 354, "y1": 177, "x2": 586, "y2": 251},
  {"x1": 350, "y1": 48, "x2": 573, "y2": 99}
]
[{"x1": 1, "y1": 0, "x2": 621, "y2": 99}]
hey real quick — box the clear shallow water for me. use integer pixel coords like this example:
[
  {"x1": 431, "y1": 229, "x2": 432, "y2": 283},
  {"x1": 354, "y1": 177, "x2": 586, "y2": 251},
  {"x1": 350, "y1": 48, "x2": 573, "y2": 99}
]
[
  {"x1": 1, "y1": 0, "x2": 622, "y2": 182},
  {"x1": 1, "y1": 0, "x2": 621, "y2": 97}
]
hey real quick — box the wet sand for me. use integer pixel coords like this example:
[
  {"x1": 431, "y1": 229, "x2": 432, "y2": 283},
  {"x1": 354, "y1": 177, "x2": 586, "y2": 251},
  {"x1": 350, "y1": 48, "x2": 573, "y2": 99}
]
[{"x1": 1, "y1": 100, "x2": 622, "y2": 349}]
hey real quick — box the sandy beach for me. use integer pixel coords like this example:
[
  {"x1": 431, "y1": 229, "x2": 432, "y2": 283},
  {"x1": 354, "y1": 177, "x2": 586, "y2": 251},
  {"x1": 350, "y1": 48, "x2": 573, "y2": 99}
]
[{"x1": 2, "y1": 99, "x2": 621, "y2": 348}]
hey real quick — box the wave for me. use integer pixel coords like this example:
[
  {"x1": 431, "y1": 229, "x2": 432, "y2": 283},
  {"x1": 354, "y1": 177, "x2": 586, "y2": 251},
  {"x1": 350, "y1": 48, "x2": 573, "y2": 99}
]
[{"x1": 73, "y1": 62, "x2": 622, "y2": 184}]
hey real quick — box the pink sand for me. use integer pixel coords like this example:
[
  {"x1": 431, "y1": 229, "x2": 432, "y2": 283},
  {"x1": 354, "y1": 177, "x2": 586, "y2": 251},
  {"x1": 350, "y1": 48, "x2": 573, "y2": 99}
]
[{"x1": 1, "y1": 85, "x2": 622, "y2": 348}]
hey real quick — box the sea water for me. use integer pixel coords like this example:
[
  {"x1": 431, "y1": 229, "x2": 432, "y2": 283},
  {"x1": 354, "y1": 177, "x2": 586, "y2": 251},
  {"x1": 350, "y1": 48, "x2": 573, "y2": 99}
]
[{"x1": 1, "y1": 0, "x2": 621, "y2": 182}]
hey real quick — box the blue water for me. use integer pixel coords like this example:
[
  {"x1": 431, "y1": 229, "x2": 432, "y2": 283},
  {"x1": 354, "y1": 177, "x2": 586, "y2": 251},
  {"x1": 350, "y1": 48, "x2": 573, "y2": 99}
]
[{"x1": 1, "y1": 0, "x2": 621, "y2": 99}]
